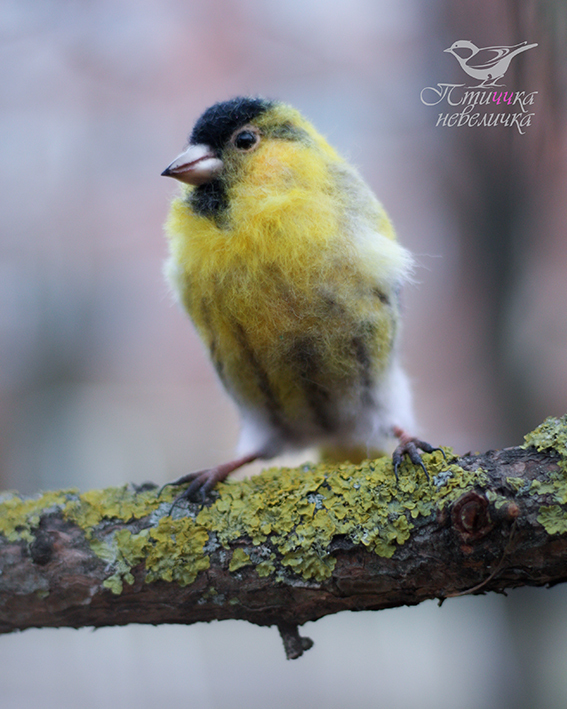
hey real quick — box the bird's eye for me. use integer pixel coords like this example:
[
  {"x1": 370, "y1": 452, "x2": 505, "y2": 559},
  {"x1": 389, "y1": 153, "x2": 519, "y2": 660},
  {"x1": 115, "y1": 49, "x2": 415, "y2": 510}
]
[{"x1": 233, "y1": 129, "x2": 259, "y2": 151}]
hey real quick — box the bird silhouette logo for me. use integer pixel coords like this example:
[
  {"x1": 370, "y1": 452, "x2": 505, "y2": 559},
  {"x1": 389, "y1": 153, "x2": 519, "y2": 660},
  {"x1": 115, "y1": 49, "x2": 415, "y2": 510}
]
[{"x1": 444, "y1": 40, "x2": 538, "y2": 87}]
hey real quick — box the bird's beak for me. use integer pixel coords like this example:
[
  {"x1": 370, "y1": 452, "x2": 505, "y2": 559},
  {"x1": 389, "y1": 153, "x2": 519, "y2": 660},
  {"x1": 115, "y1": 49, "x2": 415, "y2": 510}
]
[
  {"x1": 161, "y1": 144, "x2": 223, "y2": 185},
  {"x1": 443, "y1": 47, "x2": 451, "y2": 52}
]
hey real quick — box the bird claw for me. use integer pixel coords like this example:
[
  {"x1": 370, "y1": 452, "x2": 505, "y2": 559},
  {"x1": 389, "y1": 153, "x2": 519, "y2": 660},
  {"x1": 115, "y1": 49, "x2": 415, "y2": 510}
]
[
  {"x1": 158, "y1": 453, "x2": 260, "y2": 513},
  {"x1": 392, "y1": 437, "x2": 446, "y2": 483},
  {"x1": 158, "y1": 468, "x2": 223, "y2": 512}
]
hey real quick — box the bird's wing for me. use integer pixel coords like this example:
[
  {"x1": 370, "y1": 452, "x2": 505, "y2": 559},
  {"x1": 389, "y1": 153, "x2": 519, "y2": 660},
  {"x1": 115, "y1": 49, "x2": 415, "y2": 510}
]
[{"x1": 467, "y1": 46, "x2": 509, "y2": 70}]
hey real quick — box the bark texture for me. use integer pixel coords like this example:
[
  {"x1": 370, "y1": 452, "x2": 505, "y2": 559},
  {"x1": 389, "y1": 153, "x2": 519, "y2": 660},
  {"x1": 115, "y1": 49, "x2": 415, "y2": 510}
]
[{"x1": 1, "y1": 416, "x2": 566, "y2": 659}]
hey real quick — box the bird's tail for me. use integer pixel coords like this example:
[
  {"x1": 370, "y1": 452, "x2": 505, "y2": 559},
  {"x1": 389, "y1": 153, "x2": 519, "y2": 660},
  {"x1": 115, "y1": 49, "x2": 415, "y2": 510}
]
[{"x1": 319, "y1": 445, "x2": 386, "y2": 465}]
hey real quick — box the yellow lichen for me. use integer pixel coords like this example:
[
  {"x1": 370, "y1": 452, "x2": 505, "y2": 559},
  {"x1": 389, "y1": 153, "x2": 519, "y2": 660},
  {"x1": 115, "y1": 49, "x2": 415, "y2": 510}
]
[
  {"x1": 487, "y1": 489, "x2": 511, "y2": 510},
  {"x1": 0, "y1": 444, "x2": 501, "y2": 591},
  {"x1": 523, "y1": 415, "x2": 567, "y2": 457},
  {"x1": 196, "y1": 448, "x2": 483, "y2": 579},
  {"x1": 256, "y1": 554, "x2": 277, "y2": 577},
  {"x1": 229, "y1": 548, "x2": 252, "y2": 572},
  {"x1": 96, "y1": 517, "x2": 211, "y2": 594},
  {"x1": 144, "y1": 517, "x2": 210, "y2": 586},
  {"x1": 522, "y1": 415, "x2": 567, "y2": 536},
  {"x1": 0, "y1": 490, "x2": 71, "y2": 542},
  {"x1": 0, "y1": 485, "x2": 209, "y2": 594},
  {"x1": 4, "y1": 419, "x2": 567, "y2": 592},
  {"x1": 506, "y1": 477, "x2": 531, "y2": 494},
  {"x1": 64, "y1": 485, "x2": 163, "y2": 536},
  {"x1": 537, "y1": 506, "x2": 567, "y2": 536}
]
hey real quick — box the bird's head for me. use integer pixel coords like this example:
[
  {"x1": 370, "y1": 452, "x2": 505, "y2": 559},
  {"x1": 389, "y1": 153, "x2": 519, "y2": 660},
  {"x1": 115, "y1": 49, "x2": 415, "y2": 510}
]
[
  {"x1": 444, "y1": 40, "x2": 478, "y2": 58},
  {"x1": 162, "y1": 97, "x2": 339, "y2": 221}
]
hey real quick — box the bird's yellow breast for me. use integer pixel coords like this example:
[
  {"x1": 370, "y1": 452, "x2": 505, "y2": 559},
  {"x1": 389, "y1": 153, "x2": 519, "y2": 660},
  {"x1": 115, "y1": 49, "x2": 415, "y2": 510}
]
[{"x1": 164, "y1": 136, "x2": 403, "y2": 435}]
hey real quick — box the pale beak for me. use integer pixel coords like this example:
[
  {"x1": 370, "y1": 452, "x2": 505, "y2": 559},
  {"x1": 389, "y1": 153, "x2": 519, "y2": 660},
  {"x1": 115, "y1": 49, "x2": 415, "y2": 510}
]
[{"x1": 161, "y1": 144, "x2": 223, "y2": 185}]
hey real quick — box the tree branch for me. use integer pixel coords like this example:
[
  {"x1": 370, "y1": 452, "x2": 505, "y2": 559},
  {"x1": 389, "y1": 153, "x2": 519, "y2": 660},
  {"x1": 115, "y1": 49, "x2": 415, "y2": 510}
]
[{"x1": 1, "y1": 416, "x2": 567, "y2": 659}]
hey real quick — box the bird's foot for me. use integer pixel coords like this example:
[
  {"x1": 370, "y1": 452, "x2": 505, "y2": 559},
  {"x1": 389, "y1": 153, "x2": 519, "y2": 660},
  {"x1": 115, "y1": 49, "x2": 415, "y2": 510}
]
[
  {"x1": 474, "y1": 79, "x2": 504, "y2": 88},
  {"x1": 392, "y1": 426, "x2": 445, "y2": 483},
  {"x1": 158, "y1": 453, "x2": 258, "y2": 511}
]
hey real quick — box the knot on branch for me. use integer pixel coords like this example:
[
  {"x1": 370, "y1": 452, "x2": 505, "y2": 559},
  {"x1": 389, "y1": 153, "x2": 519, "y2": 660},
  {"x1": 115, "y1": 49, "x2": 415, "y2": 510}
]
[{"x1": 451, "y1": 490, "x2": 493, "y2": 542}]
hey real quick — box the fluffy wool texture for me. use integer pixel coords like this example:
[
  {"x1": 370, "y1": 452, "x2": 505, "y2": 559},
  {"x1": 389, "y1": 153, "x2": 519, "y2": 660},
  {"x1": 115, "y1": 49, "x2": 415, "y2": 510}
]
[{"x1": 164, "y1": 98, "x2": 415, "y2": 463}]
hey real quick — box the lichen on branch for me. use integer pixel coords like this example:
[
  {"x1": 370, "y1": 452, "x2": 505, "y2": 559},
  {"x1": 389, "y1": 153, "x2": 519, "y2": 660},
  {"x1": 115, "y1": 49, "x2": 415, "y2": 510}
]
[{"x1": 1, "y1": 415, "x2": 567, "y2": 659}]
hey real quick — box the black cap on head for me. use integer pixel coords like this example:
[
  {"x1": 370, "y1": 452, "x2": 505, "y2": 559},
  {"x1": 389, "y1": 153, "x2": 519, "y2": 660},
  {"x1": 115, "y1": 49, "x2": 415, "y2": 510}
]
[{"x1": 190, "y1": 97, "x2": 273, "y2": 151}]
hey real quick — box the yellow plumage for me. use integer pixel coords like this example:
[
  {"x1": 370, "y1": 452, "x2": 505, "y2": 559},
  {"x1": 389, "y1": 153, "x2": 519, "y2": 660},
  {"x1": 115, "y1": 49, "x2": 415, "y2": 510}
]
[{"x1": 161, "y1": 97, "x2": 432, "y2": 499}]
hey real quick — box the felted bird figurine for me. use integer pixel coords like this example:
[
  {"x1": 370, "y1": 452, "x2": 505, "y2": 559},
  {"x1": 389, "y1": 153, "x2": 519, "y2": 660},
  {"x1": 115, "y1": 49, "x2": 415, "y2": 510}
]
[
  {"x1": 444, "y1": 40, "x2": 538, "y2": 87},
  {"x1": 160, "y1": 96, "x2": 441, "y2": 503}
]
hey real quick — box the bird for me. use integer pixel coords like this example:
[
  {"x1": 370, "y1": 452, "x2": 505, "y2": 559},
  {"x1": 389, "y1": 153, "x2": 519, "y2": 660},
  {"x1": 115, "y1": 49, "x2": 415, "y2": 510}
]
[
  {"x1": 160, "y1": 96, "x2": 441, "y2": 504},
  {"x1": 444, "y1": 40, "x2": 538, "y2": 87}
]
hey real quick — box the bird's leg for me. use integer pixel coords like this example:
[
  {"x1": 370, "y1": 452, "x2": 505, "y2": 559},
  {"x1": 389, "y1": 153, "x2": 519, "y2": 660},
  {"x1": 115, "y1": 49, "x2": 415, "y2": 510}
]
[
  {"x1": 159, "y1": 452, "x2": 259, "y2": 509},
  {"x1": 391, "y1": 426, "x2": 445, "y2": 483}
]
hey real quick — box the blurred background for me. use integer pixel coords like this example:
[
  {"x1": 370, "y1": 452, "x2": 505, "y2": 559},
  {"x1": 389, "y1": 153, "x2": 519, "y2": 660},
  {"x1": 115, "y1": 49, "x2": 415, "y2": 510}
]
[{"x1": 1, "y1": 0, "x2": 567, "y2": 707}]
